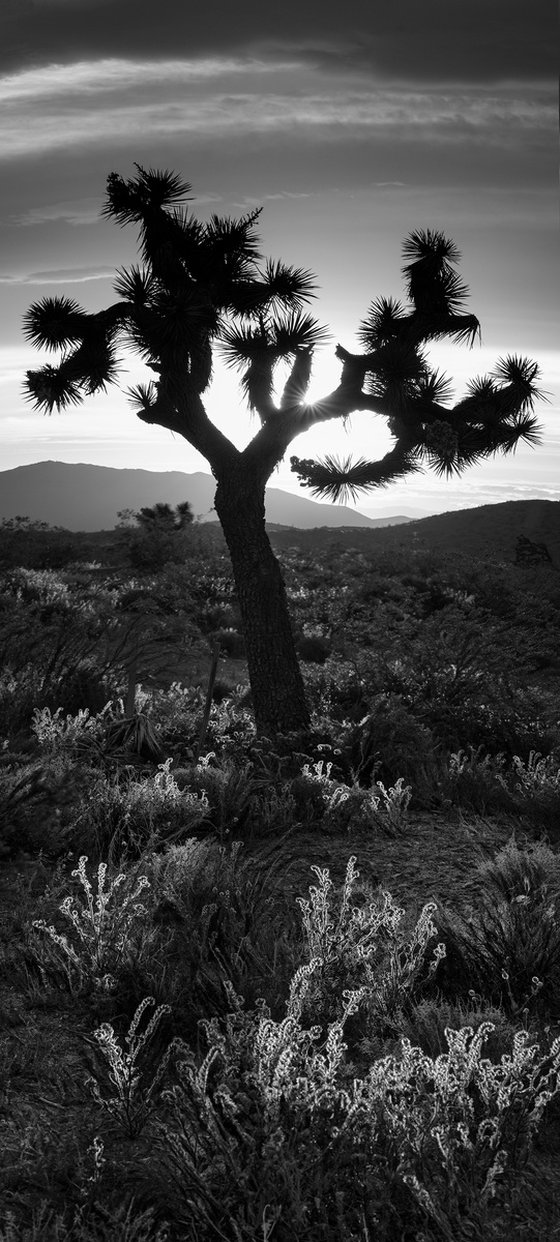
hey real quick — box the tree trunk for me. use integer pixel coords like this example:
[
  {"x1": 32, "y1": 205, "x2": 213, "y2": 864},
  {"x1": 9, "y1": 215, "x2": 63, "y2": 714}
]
[{"x1": 214, "y1": 468, "x2": 310, "y2": 736}]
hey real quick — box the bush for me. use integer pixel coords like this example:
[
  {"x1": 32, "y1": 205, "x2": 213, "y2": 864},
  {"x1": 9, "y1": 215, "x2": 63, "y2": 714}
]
[
  {"x1": 70, "y1": 761, "x2": 210, "y2": 860},
  {"x1": 148, "y1": 863, "x2": 560, "y2": 1241},
  {"x1": 435, "y1": 839, "x2": 560, "y2": 1018},
  {"x1": 346, "y1": 694, "x2": 437, "y2": 792},
  {"x1": 297, "y1": 634, "x2": 331, "y2": 664},
  {"x1": 30, "y1": 855, "x2": 151, "y2": 994},
  {"x1": 0, "y1": 760, "x2": 79, "y2": 859},
  {"x1": 211, "y1": 628, "x2": 246, "y2": 657}
]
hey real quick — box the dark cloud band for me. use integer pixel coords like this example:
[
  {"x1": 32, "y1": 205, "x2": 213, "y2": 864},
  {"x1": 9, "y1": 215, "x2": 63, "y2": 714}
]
[{"x1": 1, "y1": 0, "x2": 555, "y2": 81}]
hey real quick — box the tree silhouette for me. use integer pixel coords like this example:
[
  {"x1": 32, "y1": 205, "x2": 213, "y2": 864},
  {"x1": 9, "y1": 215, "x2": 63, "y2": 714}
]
[
  {"x1": 134, "y1": 501, "x2": 194, "y2": 534},
  {"x1": 23, "y1": 167, "x2": 545, "y2": 735},
  {"x1": 118, "y1": 500, "x2": 195, "y2": 571}
]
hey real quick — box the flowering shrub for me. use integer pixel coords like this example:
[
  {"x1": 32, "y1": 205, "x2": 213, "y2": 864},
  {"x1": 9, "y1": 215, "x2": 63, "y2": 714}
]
[
  {"x1": 31, "y1": 702, "x2": 113, "y2": 756},
  {"x1": 134, "y1": 682, "x2": 205, "y2": 736},
  {"x1": 87, "y1": 996, "x2": 173, "y2": 1137},
  {"x1": 172, "y1": 755, "x2": 265, "y2": 843},
  {"x1": 363, "y1": 1023, "x2": 560, "y2": 1231},
  {"x1": 31, "y1": 854, "x2": 150, "y2": 993},
  {"x1": 155, "y1": 927, "x2": 560, "y2": 1240},
  {"x1": 73, "y1": 760, "x2": 210, "y2": 858},
  {"x1": 511, "y1": 749, "x2": 560, "y2": 802},
  {"x1": 137, "y1": 681, "x2": 255, "y2": 758},
  {"x1": 156, "y1": 838, "x2": 218, "y2": 899},
  {"x1": 7, "y1": 566, "x2": 71, "y2": 609},
  {"x1": 294, "y1": 856, "x2": 445, "y2": 1033},
  {"x1": 443, "y1": 746, "x2": 511, "y2": 813},
  {"x1": 444, "y1": 747, "x2": 560, "y2": 821},
  {"x1": 297, "y1": 759, "x2": 412, "y2": 835}
]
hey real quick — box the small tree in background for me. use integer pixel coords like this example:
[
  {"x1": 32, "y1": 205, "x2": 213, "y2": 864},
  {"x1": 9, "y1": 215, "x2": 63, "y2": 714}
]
[
  {"x1": 24, "y1": 166, "x2": 545, "y2": 735},
  {"x1": 118, "y1": 500, "x2": 194, "y2": 570}
]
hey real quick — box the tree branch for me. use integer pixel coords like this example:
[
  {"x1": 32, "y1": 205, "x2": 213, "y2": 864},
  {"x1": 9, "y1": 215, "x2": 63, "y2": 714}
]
[{"x1": 136, "y1": 372, "x2": 240, "y2": 474}]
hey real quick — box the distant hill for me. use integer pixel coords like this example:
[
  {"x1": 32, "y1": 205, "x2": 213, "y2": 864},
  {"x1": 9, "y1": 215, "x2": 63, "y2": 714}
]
[
  {"x1": 0, "y1": 462, "x2": 412, "y2": 531},
  {"x1": 395, "y1": 499, "x2": 560, "y2": 565},
  {"x1": 272, "y1": 498, "x2": 558, "y2": 567}
]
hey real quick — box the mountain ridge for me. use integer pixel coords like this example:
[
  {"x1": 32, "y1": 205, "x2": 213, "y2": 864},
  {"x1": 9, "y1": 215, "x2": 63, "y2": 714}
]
[{"x1": 0, "y1": 461, "x2": 412, "y2": 531}]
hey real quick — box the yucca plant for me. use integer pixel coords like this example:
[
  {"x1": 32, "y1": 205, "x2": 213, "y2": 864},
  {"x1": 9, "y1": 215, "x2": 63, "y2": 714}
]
[{"x1": 103, "y1": 712, "x2": 163, "y2": 764}]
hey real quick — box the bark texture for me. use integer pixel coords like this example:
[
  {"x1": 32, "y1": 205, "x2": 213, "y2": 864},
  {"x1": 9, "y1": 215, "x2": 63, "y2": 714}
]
[{"x1": 214, "y1": 467, "x2": 310, "y2": 736}]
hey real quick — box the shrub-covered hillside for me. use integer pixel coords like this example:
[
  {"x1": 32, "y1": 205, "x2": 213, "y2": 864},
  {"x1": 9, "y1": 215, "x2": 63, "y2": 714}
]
[{"x1": 1, "y1": 524, "x2": 559, "y2": 1240}]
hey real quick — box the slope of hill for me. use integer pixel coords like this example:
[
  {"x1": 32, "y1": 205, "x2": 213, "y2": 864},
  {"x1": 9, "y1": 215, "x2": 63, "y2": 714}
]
[
  {"x1": 266, "y1": 499, "x2": 560, "y2": 566},
  {"x1": 0, "y1": 462, "x2": 411, "y2": 531},
  {"x1": 390, "y1": 499, "x2": 560, "y2": 565}
]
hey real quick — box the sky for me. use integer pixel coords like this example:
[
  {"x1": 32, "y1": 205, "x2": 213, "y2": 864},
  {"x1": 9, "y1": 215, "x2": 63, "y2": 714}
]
[{"x1": 0, "y1": 0, "x2": 558, "y2": 518}]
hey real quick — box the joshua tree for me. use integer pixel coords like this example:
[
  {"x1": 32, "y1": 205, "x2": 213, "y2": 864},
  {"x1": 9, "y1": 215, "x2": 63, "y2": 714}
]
[
  {"x1": 24, "y1": 166, "x2": 545, "y2": 735},
  {"x1": 119, "y1": 500, "x2": 196, "y2": 570},
  {"x1": 134, "y1": 500, "x2": 194, "y2": 533}
]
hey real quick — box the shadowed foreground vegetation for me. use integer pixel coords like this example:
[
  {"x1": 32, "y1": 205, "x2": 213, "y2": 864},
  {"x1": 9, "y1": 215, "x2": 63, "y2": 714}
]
[{"x1": 1, "y1": 524, "x2": 559, "y2": 1239}]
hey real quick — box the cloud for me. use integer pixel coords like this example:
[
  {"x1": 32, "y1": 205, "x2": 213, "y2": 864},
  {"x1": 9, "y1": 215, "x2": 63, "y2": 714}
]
[
  {"x1": 0, "y1": 56, "x2": 553, "y2": 161},
  {"x1": 15, "y1": 198, "x2": 103, "y2": 226},
  {"x1": 0, "y1": 55, "x2": 294, "y2": 103},
  {"x1": 0, "y1": 265, "x2": 116, "y2": 284},
  {"x1": 1, "y1": 0, "x2": 555, "y2": 83}
]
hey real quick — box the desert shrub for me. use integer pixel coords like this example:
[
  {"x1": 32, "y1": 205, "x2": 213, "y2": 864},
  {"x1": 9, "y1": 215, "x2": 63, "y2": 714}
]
[
  {"x1": 135, "y1": 684, "x2": 255, "y2": 761},
  {"x1": 505, "y1": 749, "x2": 560, "y2": 830},
  {"x1": 171, "y1": 755, "x2": 265, "y2": 842},
  {"x1": 70, "y1": 761, "x2": 210, "y2": 861},
  {"x1": 0, "y1": 1198, "x2": 167, "y2": 1241},
  {"x1": 201, "y1": 696, "x2": 256, "y2": 753},
  {"x1": 292, "y1": 856, "x2": 446, "y2": 1042},
  {"x1": 291, "y1": 758, "x2": 413, "y2": 837},
  {"x1": 435, "y1": 839, "x2": 560, "y2": 1017},
  {"x1": 150, "y1": 933, "x2": 560, "y2": 1242},
  {"x1": 0, "y1": 520, "x2": 82, "y2": 571},
  {"x1": 30, "y1": 855, "x2": 151, "y2": 994},
  {"x1": 0, "y1": 572, "x2": 115, "y2": 728},
  {"x1": 441, "y1": 746, "x2": 512, "y2": 814},
  {"x1": 303, "y1": 657, "x2": 370, "y2": 720},
  {"x1": 211, "y1": 627, "x2": 246, "y2": 657},
  {"x1": 245, "y1": 783, "x2": 299, "y2": 841},
  {"x1": 388, "y1": 996, "x2": 523, "y2": 1064},
  {"x1": 296, "y1": 634, "x2": 331, "y2": 664},
  {"x1": 440, "y1": 744, "x2": 560, "y2": 821},
  {"x1": 353, "y1": 603, "x2": 547, "y2": 759},
  {"x1": 478, "y1": 836, "x2": 560, "y2": 899},
  {"x1": 126, "y1": 530, "x2": 192, "y2": 571},
  {"x1": 425, "y1": 683, "x2": 555, "y2": 761},
  {"x1": 31, "y1": 704, "x2": 114, "y2": 759},
  {"x1": 105, "y1": 840, "x2": 301, "y2": 1048},
  {"x1": 86, "y1": 996, "x2": 174, "y2": 1138},
  {"x1": 346, "y1": 694, "x2": 437, "y2": 792},
  {"x1": 0, "y1": 760, "x2": 80, "y2": 859},
  {"x1": 137, "y1": 682, "x2": 205, "y2": 750},
  {"x1": 144, "y1": 685, "x2": 255, "y2": 760}
]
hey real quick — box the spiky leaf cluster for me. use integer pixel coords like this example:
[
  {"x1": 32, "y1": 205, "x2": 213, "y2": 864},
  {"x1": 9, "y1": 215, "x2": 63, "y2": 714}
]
[
  {"x1": 291, "y1": 444, "x2": 422, "y2": 503},
  {"x1": 24, "y1": 166, "x2": 325, "y2": 421},
  {"x1": 294, "y1": 229, "x2": 544, "y2": 500}
]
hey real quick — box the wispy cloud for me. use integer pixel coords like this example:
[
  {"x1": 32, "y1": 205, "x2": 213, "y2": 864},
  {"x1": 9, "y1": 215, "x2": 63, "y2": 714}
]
[
  {"x1": 0, "y1": 56, "x2": 553, "y2": 160},
  {"x1": 15, "y1": 198, "x2": 103, "y2": 226},
  {"x1": 0, "y1": 265, "x2": 116, "y2": 284},
  {"x1": 0, "y1": 55, "x2": 299, "y2": 102}
]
